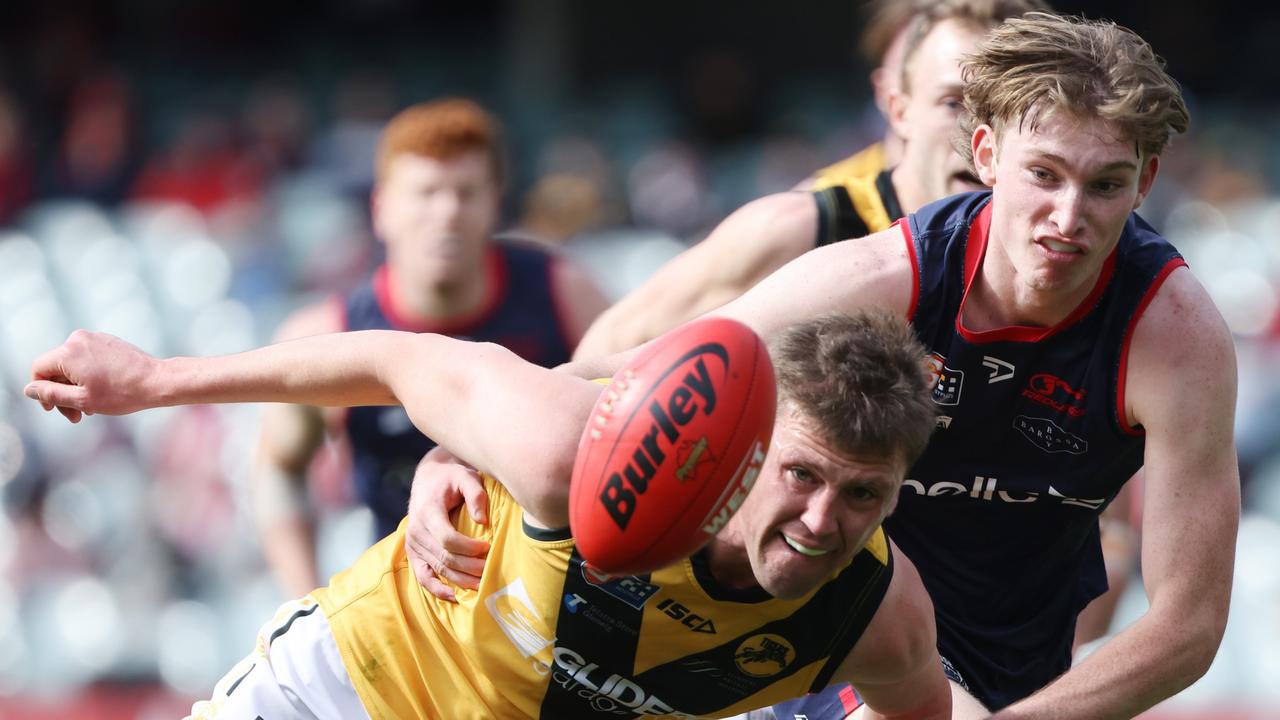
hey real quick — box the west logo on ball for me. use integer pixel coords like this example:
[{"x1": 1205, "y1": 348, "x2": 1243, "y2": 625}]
[{"x1": 599, "y1": 344, "x2": 725, "y2": 531}]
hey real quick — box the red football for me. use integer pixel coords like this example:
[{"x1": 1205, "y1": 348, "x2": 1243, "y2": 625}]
[{"x1": 569, "y1": 316, "x2": 777, "y2": 575}]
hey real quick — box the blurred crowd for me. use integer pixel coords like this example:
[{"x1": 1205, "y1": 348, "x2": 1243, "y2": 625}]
[{"x1": 0, "y1": 2, "x2": 1279, "y2": 718}]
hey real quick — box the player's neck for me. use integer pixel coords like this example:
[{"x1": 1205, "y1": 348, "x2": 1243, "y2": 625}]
[
  {"x1": 888, "y1": 165, "x2": 927, "y2": 216},
  {"x1": 386, "y1": 260, "x2": 492, "y2": 323},
  {"x1": 703, "y1": 531, "x2": 758, "y2": 591},
  {"x1": 966, "y1": 249, "x2": 1089, "y2": 330}
]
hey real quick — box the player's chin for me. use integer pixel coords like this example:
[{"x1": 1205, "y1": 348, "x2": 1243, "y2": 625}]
[
  {"x1": 759, "y1": 545, "x2": 834, "y2": 598},
  {"x1": 759, "y1": 571, "x2": 821, "y2": 600}
]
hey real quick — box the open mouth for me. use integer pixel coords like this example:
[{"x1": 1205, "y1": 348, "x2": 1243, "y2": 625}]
[
  {"x1": 1039, "y1": 237, "x2": 1082, "y2": 255},
  {"x1": 782, "y1": 534, "x2": 830, "y2": 557}
]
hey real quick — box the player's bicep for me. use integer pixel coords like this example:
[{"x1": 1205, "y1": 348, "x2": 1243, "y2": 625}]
[
  {"x1": 689, "y1": 192, "x2": 821, "y2": 307},
  {"x1": 573, "y1": 192, "x2": 819, "y2": 359},
  {"x1": 838, "y1": 547, "x2": 951, "y2": 720},
  {"x1": 1127, "y1": 272, "x2": 1239, "y2": 627},
  {"x1": 708, "y1": 224, "x2": 914, "y2": 342},
  {"x1": 388, "y1": 337, "x2": 597, "y2": 528}
]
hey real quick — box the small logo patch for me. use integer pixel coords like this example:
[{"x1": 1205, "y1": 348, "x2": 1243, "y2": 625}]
[
  {"x1": 982, "y1": 356, "x2": 1015, "y2": 383},
  {"x1": 734, "y1": 634, "x2": 795, "y2": 677},
  {"x1": 579, "y1": 562, "x2": 660, "y2": 610},
  {"x1": 926, "y1": 353, "x2": 964, "y2": 406}
]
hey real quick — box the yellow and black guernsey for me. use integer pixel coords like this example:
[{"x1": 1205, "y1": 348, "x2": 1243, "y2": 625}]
[
  {"x1": 809, "y1": 143, "x2": 905, "y2": 246},
  {"x1": 311, "y1": 475, "x2": 893, "y2": 719}
]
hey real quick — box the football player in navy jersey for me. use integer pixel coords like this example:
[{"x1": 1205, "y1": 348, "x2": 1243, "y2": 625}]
[
  {"x1": 414, "y1": 13, "x2": 1238, "y2": 720},
  {"x1": 253, "y1": 98, "x2": 608, "y2": 597}
]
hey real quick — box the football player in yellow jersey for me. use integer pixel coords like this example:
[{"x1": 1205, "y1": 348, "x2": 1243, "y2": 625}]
[
  {"x1": 570, "y1": 0, "x2": 1047, "y2": 361},
  {"x1": 28, "y1": 312, "x2": 952, "y2": 719}
]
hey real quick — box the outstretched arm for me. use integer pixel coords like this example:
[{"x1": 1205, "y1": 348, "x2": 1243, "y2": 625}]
[
  {"x1": 571, "y1": 191, "x2": 820, "y2": 359},
  {"x1": 563, "y1": 223, "x2": 915, "y2": 381},
  {"x1": 27, "y1": 329, "x2": 601, "y2": 528},
  {"x1": 990, "y1": 270, "x2": 1239, "y2": 719}
]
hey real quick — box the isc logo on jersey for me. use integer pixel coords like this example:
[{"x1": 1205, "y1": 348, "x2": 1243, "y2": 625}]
[
  {"x1": 655, "y1": 598, "x2": 716, "y2": 634},
  {"x1": 551, "y1": 646, "x2": 696, "y2": 718}
]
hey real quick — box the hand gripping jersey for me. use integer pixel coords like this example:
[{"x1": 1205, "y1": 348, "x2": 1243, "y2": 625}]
[
  {"x1": 311, "y1": 475, "x2": 894, "y2": 719},
  {"x1": 886, "y1": 192, "x2": 1185, "y2": 709},
  {"x1": 343, "y1": 240, "x2": 575, "y2": 538},
  {"x1": 808, "y1": 144, "x2": 904, "y2": 247}
]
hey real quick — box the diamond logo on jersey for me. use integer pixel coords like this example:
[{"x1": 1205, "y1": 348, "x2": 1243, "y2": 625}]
[
  {"x1": 733, "y1": 634, "x2": 795, "y2": 678},
  {"x1": 579, "y1": 561, "x2": 660, "y2": 610},
  {"x1": 486, "y1": 578, "x2": 555, "y2": 659},
  {"x1": 925, "y1": 353, "x2": 963, "y2": 406},
  {"x1": 1014, "y1": 415, "x2": 1089, "y2": 455}
]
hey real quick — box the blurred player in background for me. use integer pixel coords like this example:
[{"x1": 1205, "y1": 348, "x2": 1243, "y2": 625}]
[
  {"x1": 27, "y1": 312, "x2": 952, "y2": 720},
  {"x1": 570, "y1": 0, "x2": 1047, "y2": 360},
  {"x1": 253, "y1": 98, "x2": 608, "y2": 597},
  {"x1": 797, "y1": 0, "x2": 922, "y2": 185}
]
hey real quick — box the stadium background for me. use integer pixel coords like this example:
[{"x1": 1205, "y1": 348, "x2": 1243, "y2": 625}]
[{"x1": 0, "y1": 1, "x2": 1278, "y2": 717}]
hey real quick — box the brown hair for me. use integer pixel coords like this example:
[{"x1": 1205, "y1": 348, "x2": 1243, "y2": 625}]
[
  {"x1": 959, "y1": 12, "x2": 1190, "y2": 164},
  {"x1": 771, "y1": 312, "x2": 936, "y2": 467},
  {"x1": 375, "y1": 98, "x2": 505, "y2": 184},
  {"x1": 898, "y1": 0, "x2": 1051, "y2": 94}
]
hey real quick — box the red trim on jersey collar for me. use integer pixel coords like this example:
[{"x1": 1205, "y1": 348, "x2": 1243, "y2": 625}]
[
  {"x1": 1116, "y1": 257, "x2": 1187, "y2": 435},
  {"x1": 955, "y1": 202, "x2": 1117, "y2": 344},
  {"x1": 895, "y1": 217, "x2": 921, "y2": 323},
  {"x1": 372, "y1": 247, "x2": 508, "y2": 334}
]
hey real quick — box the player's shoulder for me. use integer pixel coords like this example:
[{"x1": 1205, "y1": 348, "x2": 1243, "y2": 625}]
[
  {"x1": 810, "y1": 144, "x2": 886, "y2": 191},
  {"x1": 1124, "y1": 264, "x2": 1235, "y2": 421},
  {"x1": 832, "y1": 543, "x2": 936, "y2": 685},
  {"x1": 908, "y1": 191, "x2": 991, "y2": 239},
  {"x1": 1132, "y1": 265, "x2": 1232, "y2": 359}
]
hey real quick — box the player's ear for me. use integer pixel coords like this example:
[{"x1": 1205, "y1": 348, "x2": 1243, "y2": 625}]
[
  {"x1": 972, "y1": 124, "x2": 998, "y2": 186},
  {"x1": 1133, "y1": 154, "x2": 1160, "y2": 211},
  {"x1": 887, "y1": 88, "x2": 911, "y2": 140},
  {"x1": 870, "y1": 66, "x2": 891, "y2": 117}
]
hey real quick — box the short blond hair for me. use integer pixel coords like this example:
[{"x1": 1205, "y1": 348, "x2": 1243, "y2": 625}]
[
  {"x1": 375, "y1": 98, "x2": 505, "y2": 184},
  {"x1": 959, "y1": 12, "x2": 1189, "y2": 164},
  {"x1": 771, "y1": 312, "x2": 935, "y2": 468}
]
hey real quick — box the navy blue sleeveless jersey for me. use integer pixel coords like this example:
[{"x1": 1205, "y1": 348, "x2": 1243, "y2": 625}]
[
  {"x1": 882, "y1": 192, "x2": 1184, "y2": 710},
  {"x1": 343, "y1": 240, "x2": 576, "y2": 538}
]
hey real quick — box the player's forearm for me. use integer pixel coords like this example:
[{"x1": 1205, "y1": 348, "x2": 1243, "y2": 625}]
[
  {"x1": 155, "y1": 330, "x2": 411, "y2": 410},
  {"x1": 989, "y1": 603, "x2": 1221, "y2": 719}
]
